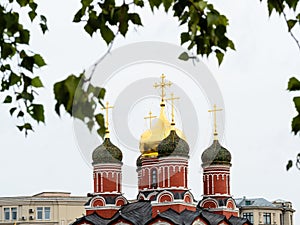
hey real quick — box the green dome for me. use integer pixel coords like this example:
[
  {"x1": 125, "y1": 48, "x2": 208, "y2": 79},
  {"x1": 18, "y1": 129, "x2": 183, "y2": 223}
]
[
  {"x1": 92, "y1": 138, "x2": 123, "y2": 164},
  {"x1": 157, "y1": 130, "x2": 189, "y2": 158},
  {"x1": 201, "y1": 140, "x2": 231, "y2": 166},
  {"x1": 136, "y1": 155, "x2": 142, "y2": 167}
]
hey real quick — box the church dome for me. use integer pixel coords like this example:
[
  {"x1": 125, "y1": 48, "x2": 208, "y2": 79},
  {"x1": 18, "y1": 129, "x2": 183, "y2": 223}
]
[
  {"x1": 136, "y1": 155, "x2": 142, "y2": 167},
  {"x1": 139, "y1": 104, "x2": 185, "y2": 158},
  {"x1": 92, "y1": 138, "x2": 123, "y2": 164},
  {"x1": 201, "y1": 140, "x2": 231, "y2": 166},
  {"x1": 157, "y1": 130, "x2": 189, "y2": 158}
]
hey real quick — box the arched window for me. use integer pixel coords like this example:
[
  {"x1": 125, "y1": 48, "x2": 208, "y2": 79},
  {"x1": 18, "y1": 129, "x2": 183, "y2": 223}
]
[{"x1": 151, "y1": 168, "x2": 157, "y2": 188}]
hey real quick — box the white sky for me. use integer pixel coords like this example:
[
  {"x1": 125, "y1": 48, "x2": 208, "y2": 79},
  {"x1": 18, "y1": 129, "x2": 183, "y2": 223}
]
[{"x1": 1, "y1": 0, "x2": 300, "y2": 223}]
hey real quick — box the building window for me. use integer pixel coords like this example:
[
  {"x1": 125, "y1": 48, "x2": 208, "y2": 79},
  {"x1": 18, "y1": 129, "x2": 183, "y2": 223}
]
[
  {"x1": 263, "y1": 213, "x2": 271, "y2": 224},
  {"x1": 44, "y1": 207, "x2": 50, "y2": 220},
  {"x1": 4, "y1": 208, "x2": 10, "y2": 220},
  {"x1": 242, "y1": 212, "x2": 253, "y2": 223},
  {"x1": 11, "y1": 208, "x2": 17, "y2": 220},
  {"x1": 37, "y1": 207, "x2": 43, "y2": 220},
  {"x1": 37, "y1": 207, "x2": 51, "y2": 220},
  {"x1": 3, "y1": 207, "x2": 17, "y2": 220},
  {"x1": 151, "y1": 169, "x2": 157, "y2": 188}
]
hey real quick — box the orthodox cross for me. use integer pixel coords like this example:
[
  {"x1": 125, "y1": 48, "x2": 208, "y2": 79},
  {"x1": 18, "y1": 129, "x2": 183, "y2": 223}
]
[
  {"x1": 102, "y1": 101, "x2": 114, "y2": 132},
  {"x1": 144, "y1": 111, "x2": 157, "y2": 128},
  {"x1": 208, "y1": 104, "x2": 223, "y2": 138},
  {"x1": 165, "y1": 93, "x2": 180, "y2": 125},
  {"x1": 153, "y1": 74, "x2": 172, "y2": 102}
]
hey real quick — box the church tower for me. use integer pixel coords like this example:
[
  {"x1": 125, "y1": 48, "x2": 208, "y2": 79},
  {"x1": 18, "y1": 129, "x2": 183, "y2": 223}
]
[
  {"x1": 197, "y1": 104, "x2": 239, "y2": 218},
  {"x1": 85, "y1": 102, "x2": 127, "y2": 218},
  {"x1": 136, "y1": 75, "x2": 196, "y2": 216}
]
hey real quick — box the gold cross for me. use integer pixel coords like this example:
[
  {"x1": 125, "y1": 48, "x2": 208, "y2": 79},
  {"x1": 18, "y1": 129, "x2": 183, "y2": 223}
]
[
  {"x1": 208, "y1": 104, "x2": 223, "y2": 138},
  {"x1": 101, "y1": 101, "x2": 114, "y2": 132},
  {"x1": 153, "y1": 74, "x2": 172, "y2": 102},
  {"x1": 165, "y1": 93, "x2": 180, "y2": 124},
  {"x1": 144, "y1": 111, "x2": 157, "y2": 128}
]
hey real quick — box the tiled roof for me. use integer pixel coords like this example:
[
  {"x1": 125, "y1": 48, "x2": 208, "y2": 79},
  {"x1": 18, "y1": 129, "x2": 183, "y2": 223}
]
[
  {"x1": 229, "y1": 216, "x2": 250, "y2": 225},
  {"x1": 72, "y1": 201, "x2": 250, "y2": 225}
]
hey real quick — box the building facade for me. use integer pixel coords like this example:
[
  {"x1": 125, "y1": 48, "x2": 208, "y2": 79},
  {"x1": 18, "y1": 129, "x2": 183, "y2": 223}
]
[
  {"x1": 236, "y1": 197, "x2": 295, "y2": 225},
  {"x1": 0, "y1": 192, "x2": 88, "y2": 225}
]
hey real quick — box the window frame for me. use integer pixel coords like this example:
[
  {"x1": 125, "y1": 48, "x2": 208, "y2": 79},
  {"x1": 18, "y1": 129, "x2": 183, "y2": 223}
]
[
  {"x1": 4, "y1": 207, "x2": 10, "y2": 220},
  {"x1": 36, "y1": 207, "x2": 51, "y2": 220},
  {"x1": 11, "y1": 207, "x2": 17, "y2": 220},
  {"x1": 263, "y1": 212, "x2": 271, "y2": 224},
  {"x1": 242, "y1": 212, "x2": 253, "y2": 223}
]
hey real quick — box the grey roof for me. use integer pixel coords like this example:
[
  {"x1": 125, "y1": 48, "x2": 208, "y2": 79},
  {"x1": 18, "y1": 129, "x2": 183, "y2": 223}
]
[
  {"x1": 201, "y1": 211, "x2": 227, "y2": 225},
  {"x1": 229, "y1": 216, "x2": 250, "y2": 225},
  {"x1": 235, "y1": 197, "x2": 275, "y2": 208},
  {"x1": 72, "y1": 201, "x2": 251, "y2": 225}
]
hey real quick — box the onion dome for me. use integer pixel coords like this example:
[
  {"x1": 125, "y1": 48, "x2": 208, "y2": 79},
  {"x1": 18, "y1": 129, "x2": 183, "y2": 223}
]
[
  {"x1": 92, "y1": 138, "x2": 123, "y2": 164},
  {"x1": 158, "y1": 130, "x2": 189, "y2": 158},
  {"x1": 136, "y1": 155, "x2": 142, "y2": 167},
  {"x1": 139, "y1": 104, "x2": 185, "y2": 158},
  {"x1": 201, "y1": 140, "x2": 231, "y2": 167}
]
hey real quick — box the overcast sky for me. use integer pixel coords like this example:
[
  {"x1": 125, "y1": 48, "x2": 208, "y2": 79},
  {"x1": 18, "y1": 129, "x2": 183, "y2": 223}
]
[{"x1": 1, "y1": 0, "x2": 300, "y2": 223}]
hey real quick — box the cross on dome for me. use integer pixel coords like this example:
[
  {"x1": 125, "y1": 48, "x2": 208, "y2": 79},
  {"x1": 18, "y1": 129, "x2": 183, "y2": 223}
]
[
  {"x1": 144, "y1": 111, "x2": 157, "y2": 128},
  {"x1": 101, "y1": 101, "x2": 114, "y2": 138},
  {"x1": 208, "y1": 104, "x2": 223, "y2": 140},
  {"x1": 153, "y1": 74, "x2": 172, "y2": 104},
  {"x1": 165, "y1": 93, "x2": 180, "y2": 126}
]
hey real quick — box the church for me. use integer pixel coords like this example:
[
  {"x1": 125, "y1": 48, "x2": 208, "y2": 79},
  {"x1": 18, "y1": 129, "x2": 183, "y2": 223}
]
[{"x1": 71, "y1": 74, "x2": 252, "y2": 225}]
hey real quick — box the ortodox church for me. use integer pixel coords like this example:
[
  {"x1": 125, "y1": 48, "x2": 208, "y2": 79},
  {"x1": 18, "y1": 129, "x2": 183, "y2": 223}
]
[{"x1": 70, "y1": 75, "x2": 283, "y2": 225}]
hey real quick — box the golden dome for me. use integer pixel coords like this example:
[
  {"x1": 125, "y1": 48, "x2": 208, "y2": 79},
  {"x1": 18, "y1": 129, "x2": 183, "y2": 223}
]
[{"x1": 139, "y1": 103, "x2": 186, "y2": 158}]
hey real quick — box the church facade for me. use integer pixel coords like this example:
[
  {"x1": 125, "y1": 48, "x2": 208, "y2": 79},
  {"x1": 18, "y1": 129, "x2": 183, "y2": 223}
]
[{"x1": 71, "y1": 75, "x2": 251, "y2": 225}]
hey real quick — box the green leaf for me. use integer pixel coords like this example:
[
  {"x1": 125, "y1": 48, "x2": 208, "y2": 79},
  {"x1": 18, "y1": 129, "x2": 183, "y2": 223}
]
[
  {"x1": 291, "y1": 114, "x2": 300, "y2": 135},
  {"x1": 215, "y1": 50, "x2": 224, "y2": 65},
  {"x1": 287, "y1": 19, "x2": 297, "y2": 31},
  {"x1": 28, "y1": 10, "x2": 37, "y2": 21},
  {"x1": 10, "y1": 107, "x2": 17, "y2": 115},
  {"x1": 3, "y1": 95, "x2": 12, "y2": 103},
  {"x1": 87, "y1": 120, "x2": 95, "y2": 131},
  {"x1": 287, "y1": 77, "x2": 300, "y2": 91},
  {"x1": 9, "y1": 73, "x2": 21, "y2": 86},
  {"x1": 95, "y1": 113, "x2": 105, "y2": 128},
  {"x1": 97, "y1": 127, "x2": 106, "y2": 139},
  {"x1": 100, "y1": 24, "x2": 115, "y2": 44},
  {"x1": 54, "y1": 74, "x2": 82, "y2": 116},
  {"x1": 31, "y1": 76, "x2": 44, "y2": 88},
  {"x1": 129, "y1": 13, "x2": 142, "y2": 25},
  {"x1": 178, "y1": 52, "x2": 189, "y2": 61},
  {"x1": 28, "y1": 104, "x2": 45, "y2": 122},
  {"x1": 1, "y1": 43, "x2": 15, "y2": 59},
  {"x1": 286, "y1": 160, "x2": 293, "y2": 170},
  {"x1": 16, "y1": 0, "x2": 29, "y2": 7},
  {"x1": 29, "y1": 2, "x2": 38, "y2": 11},
  {"x1": 40, "y1": 15, "x2": 48, "y2": 33},
  {"x1": 17, "y1": 111, "x2": 24, "y2": 117},
  {"x1": 149, "y1": 0, "x2": 162, "y2": 10},
  {"x1": 181, "y1": 32, "x2": 190, "y2": 44},
  {"x1": 293, "y1": 97, "x2": 300, "y2": 112},
  {"x1": 98, "y1": 88, "x2": 106, "y2": 99},
  {"x1": 82, "y1": 0, "x2": 93, "y2": 7},
  {"x1": 19, "y1": 29, "x2": 30, "y2": 44},
  {"x1": 73, "y1": 8, "x2": 84, "y2": 22},
  {"x1": 33, "y1": 54, "x2": 46, "y2": 67},
  {"x1": 134, "y1": 0, "x2": 144, "y2": 7},
  {"x1": 21, "y1": 56, "x2": 34, "y2": 72},
  {"x1": 162, "y1": 0, "x2": 173, "y2": 11},
  {"x1": 285, "y1": 0, "x2": 298, "y2": 10}
]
